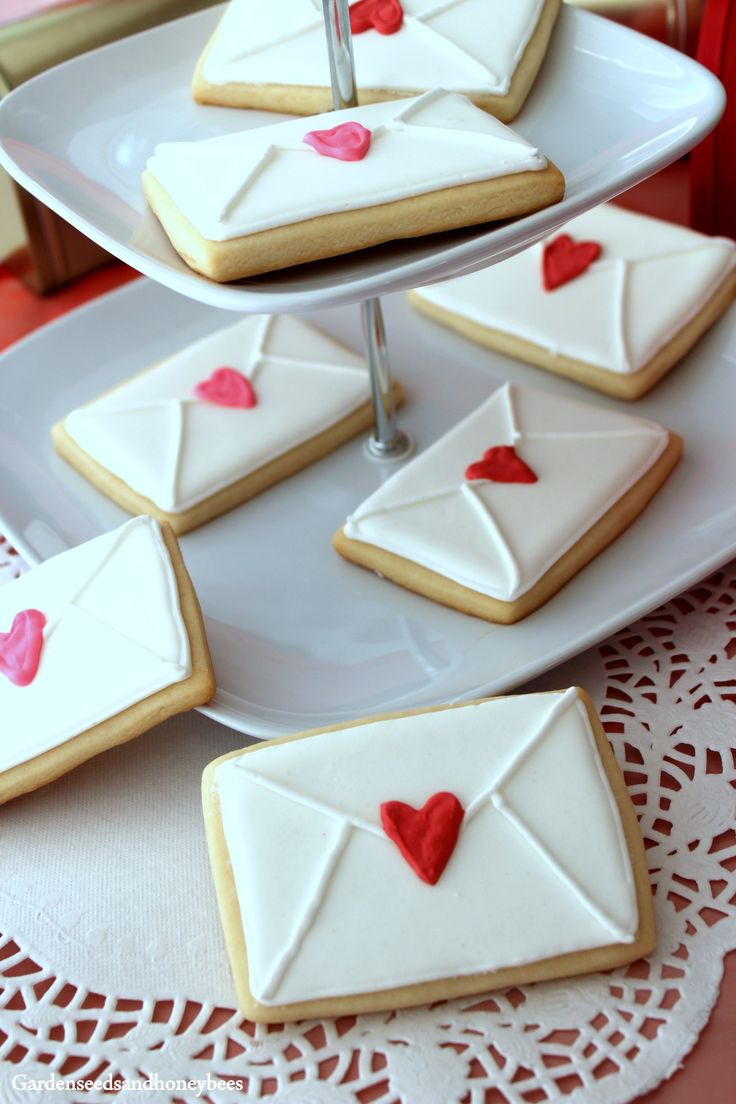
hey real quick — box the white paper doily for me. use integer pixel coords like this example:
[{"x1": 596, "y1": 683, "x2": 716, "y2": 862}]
[{"x1": 1, "y1": 535, "x2": 734, "y2": 1103}]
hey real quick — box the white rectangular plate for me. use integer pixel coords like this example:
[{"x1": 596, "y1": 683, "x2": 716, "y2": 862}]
[
  {"x1": 0, "y1": 4, "x2": 724, "y2": 312},
  {"x1": 1, "y1": 278, "x2": 735, "y2": 736}
]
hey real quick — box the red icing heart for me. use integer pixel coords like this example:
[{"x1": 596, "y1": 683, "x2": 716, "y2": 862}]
[
  {"x1": 303, "y1": 121, "x2": 372, "y2": 162},
  {"x1": 0, "y1": 609, "x2": 46, "y2": 687},
  {"x1": 465, "y1": 445, "x2": 538, "y2": 484},
  {"x1": 350, "y1": 0, "x2": 404, "y2": 35},
  {"x1": 380, "y1": 792, "x2": 464, "y2": 886},
  {"x1": 193, "y1": 367, "x2": 256, "y2": 409},
  {"x1": 542, "y1": 233, "x2": 602, "y2": 291}
]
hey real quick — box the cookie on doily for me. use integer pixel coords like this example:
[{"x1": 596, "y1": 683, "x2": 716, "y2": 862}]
[
  {"x1": 53, "y1": 315, "x2": 397, "y2": 535},
  {"x1": 0, "y1": 517, "x2": 215, "y2": 805},
  {"x1": 193, "y1": 0, "x2": 561, "y2": 123},
  {"x1": 333, "y1": 381, "x2": 682, "y2": 623},
  {"x1": 142, "y1": 90, "x2": 564, "y2": 281},
  {"x1": 203, "y1": 687, "x2": 654, "y2": 1021},
  {"x1": 410, "y1": 204, "x2": 736, "y2": 399}
]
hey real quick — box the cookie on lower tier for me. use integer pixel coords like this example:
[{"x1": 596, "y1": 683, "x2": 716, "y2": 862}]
[
  {"x1": 333, "y1": 381, "x2": 682, "y2": 623},
  {"x1": 193, "y1": 0, "x2": 562, "y2": 124},
  {"x1": 203, "y1": 687, "x2": 655, "y2": 1021},
  {"x1": 52, "y1": 314, "x2": 397, "y2": 535},
  {"x1": 0, "y1": 517, "x2": 215, "y2": 805},
  {"x1": 410, "y1": 204, "x2": 736, "y2": 399},
  {"x1": 142, "y1": 89, "x2": 564, "y2": 281}
]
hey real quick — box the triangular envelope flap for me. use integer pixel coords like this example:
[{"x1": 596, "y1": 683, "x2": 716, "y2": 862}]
[
  {"x1": 419, "y1": 0, "x2": 541, "y2": 85},
  {"x1": 479, "y1": 430, "x2": 665, "y2": 588},
  {"x1": 216, "y1": 758, "x2": 346, "y2": 1002},
  {"x1": 149, "y1": 134, "x2": 280, "y2": 234},
  {"x1": 352, "y1": 386, "x2": 512, "y2": 517},
  {"x1": 512, "y1": 384, "x2": 666, "y2": 438},
  {"x1": 397, "y1": 90, "x2": 536, "y2": 150},
  {"x1": 501, "y1": 700, "x2": 638, "y2": 936},
  {"x1": 66, "y1": 405, "x2": 178, "y2": 508},
  {"x1": 279, "y1": 797, "x2": 624, "y2": 1002},
  {"x1": 262, "y1": 315, "x2": 364, "y2": 370},
  {"x1": 90, "y1": 315, "x2": 267, "y2": 404},
  {"x1": 357, "y1": 487, "x2": 516, "y2": 596},
  {"x1": 335, "y1": 21, "x2": 497, "y2": 92},
  {"x1": 212, "y1": 0, "x2": 320, "y2": 63},
  {"x1": 0, "y1": 525, "x2": 128, "y2": 627},
  {"x1": 625, "y1": 245, "x2": 735, "y2": 368},
  {"x1": 156, "y1": 315, "x2": 267, "y2": 389},
  {"x1": 176, "y1": 356, "x2": 370, "y2": 505},
  {"x1": 205, "y1": 0, "x2": 538, "y2": 92},
  {"x1": 73, "y1": 518, "x2": 187, "y2": 665},
  {"x1": 234, "y1": 694, "x2": 570, "y2": 827},
  {"x1": 422, "y1": 252, "x2": 623, "y2": 373},
  {"x1": 348, "y1": 386, "x2": 519, "y2": 594},
  {"x1": 566, "y1": 202, "x2": 734, "y2": 264}
]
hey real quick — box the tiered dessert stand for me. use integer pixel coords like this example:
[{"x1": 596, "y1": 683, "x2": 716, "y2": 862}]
[{"x1": 0, "y1": 0, "x2": 733, "y2": 736}]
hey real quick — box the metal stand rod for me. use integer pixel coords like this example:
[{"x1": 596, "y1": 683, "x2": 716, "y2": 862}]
[{"x1": 321, "y1": 0, "x2": 413, "y2": 461}]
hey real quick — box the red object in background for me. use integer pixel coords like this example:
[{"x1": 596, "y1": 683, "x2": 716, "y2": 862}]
[
  {"x1": 690, "y1": 0, "x2": 736, "y2": 238},
  {"x1": 0, "y1": 252, "x2": 137, "y2": 353}
]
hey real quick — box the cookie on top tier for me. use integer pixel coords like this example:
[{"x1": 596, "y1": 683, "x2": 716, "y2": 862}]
[
  {"x1": 193, "y1": 0, "x2": 562, "y2": 123},
  {"x1": 143, "y1": 90, "x2": 564, "y2": 281}
]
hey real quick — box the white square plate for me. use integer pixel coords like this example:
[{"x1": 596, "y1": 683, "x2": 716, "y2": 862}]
[
  {"x1": 0, "y1": 4, "x2": 724, "y2": 312},
  {"x1": 2, "y1": 278, "x2": 735, "y2": 736}
]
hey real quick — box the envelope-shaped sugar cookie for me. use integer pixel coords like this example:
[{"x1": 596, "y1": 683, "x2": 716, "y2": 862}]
[
  {"x1": 203, "y1": 687, "x2": 655, "y2": 1021},
  {"x1": 334, "y1": 382, "x2": 682, "y2": 623},
  {"x1": 142, "y1": 90, "x2": 564, "y2": 281},
  {"x1": 410, "y1": 204, "x2": 736, "y2": 399},
  {"x1": 193, "y1": 0, "x2": 561, "y2": 122},
  {"x1": 0, "y1": 517, "x2": 215, "y2": 805},
  {"x1": 53, "y1": 314, "x2": 392, "y2": 534}
]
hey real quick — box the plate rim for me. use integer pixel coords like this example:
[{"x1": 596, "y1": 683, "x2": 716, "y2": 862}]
[
  {"x1": 2, "y1": 277, "x2": 736, "y2": 738},
  {"x1": 0, "y1": 5, "x2": 725, "y2": 314}
]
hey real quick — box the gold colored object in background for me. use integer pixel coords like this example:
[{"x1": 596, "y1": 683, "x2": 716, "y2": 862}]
[{"x1": 0, "y1": 0, "x2": 220, "y2": 292}]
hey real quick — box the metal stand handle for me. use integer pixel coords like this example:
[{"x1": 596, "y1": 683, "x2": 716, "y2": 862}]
[{"x1": 321, "y1": 0, "x2": 413, "y2": 462}]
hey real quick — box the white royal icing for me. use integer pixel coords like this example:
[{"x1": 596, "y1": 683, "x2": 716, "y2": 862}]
[
  {"x1": 63, "y1": 315, "x2": 370, "y2": 514},
  {"x1": 0, "y1": 517, "x2": 191, "y2": 774},
  {"x1": 202, "y1": 0, "x2": 547, "y2": 98},
  {"x1": 214, "y1": 688, "x2": 639, "y2": 1005},
  {"x1": 146, "y1": 89, "x2": 548, "y2": 241},
  {"x1": 343, "y1": 381, "x2": 670, "y2": 602},
  {"x1": 413, "y1": 203, "x2": 736, "y2": 375}
]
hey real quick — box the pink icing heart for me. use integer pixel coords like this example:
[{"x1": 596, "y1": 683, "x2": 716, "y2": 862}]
[
  {"x1": 350, "y1": 0, "x2": 404, "y2": 35},
  {"x1": 465, "y1": 445, "x2": 538, "y2": 484},
  {"x1": 193, "y1": 367, "x2": 257, "y2": 409},
  {"x1": 303, "y1": 121, "x2": 372, "y2": 162},
  {"x1": 0, "y1": 609, "x2": 47, "y2": 687}
]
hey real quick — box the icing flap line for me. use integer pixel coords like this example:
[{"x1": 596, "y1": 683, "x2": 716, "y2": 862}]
[
  {"x1": 350, "y1": 0, "x2": 404, "y2": 36},
  {"x1": 465, "y1": 445, "x2": 538, "y2": 484},
  {"x1": 193, "y1": 367, "x2": 257, "y2": 408},
  {"x1": 0, "y1": 609, "x2": 47, "y2": 687},
  {"x1": 381, "y1": 791, "x2": 464, "y2": 885},
  {"x1": 303, "y1": 122, "x2": 372, "y2": 162},
  {"x1": 543, "y1": 234, "x2": 602, "y2": 291}
]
